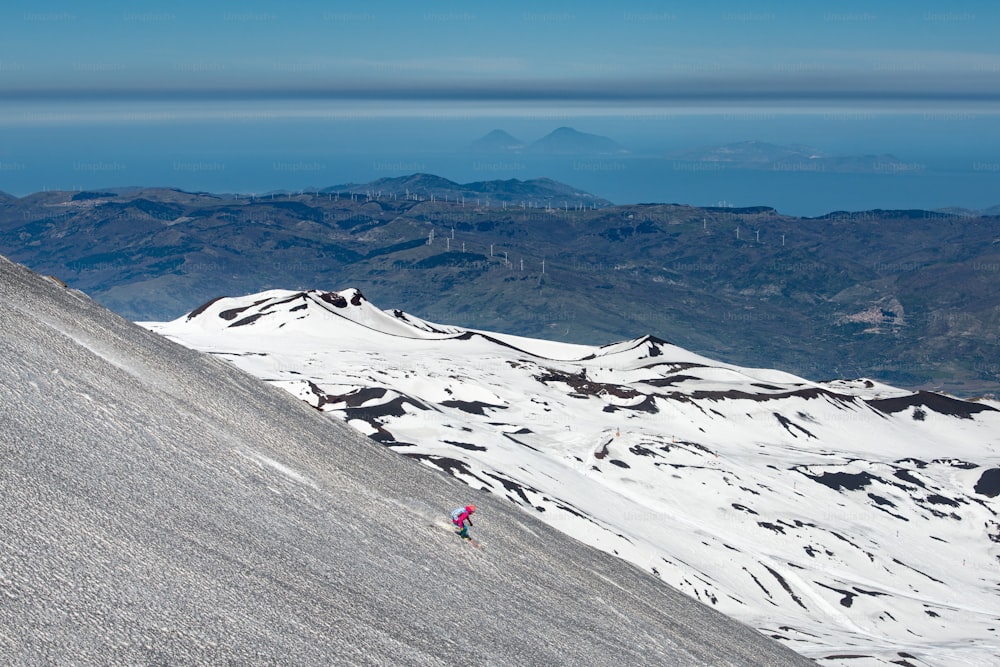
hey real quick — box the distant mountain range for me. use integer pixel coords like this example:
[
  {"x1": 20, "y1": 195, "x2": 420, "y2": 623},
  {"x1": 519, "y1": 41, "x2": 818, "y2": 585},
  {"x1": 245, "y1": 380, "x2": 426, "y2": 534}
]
[
  {"x1": 668, "y1": 140, "x2": 924, "y2": 174},
  {"x1": 936, "y1": 204, "x2": 1000, "y2": 217},
  {"x1": 323, "y1": 173, "x2": 613, "y2": 207},
  {"x1": 469, "y1": 127, "x2": 628, "y2": 156},
  {"x1": 1, "y1": 178, "x2": 998, "y2": 397}
]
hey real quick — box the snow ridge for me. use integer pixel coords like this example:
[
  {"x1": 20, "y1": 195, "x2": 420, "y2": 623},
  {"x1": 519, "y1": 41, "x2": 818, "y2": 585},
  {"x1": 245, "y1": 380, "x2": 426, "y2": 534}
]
[{"x1": 146, "y1": 288, "x2": 1000, "y2": 666}]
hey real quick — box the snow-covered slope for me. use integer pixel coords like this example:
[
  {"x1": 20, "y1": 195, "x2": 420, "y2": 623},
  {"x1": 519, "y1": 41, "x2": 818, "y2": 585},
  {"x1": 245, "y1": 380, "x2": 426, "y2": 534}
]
[
  {"x1": 146, "y1": 288, "x2": 1000, "y2": 666},
  {"x1": 0, "y1": 258, "x2": 811, "y2": 666}
]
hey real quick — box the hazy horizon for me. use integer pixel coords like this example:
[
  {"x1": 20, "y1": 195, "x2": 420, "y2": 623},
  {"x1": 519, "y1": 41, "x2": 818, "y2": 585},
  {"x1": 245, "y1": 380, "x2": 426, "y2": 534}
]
[{"x1": 2, "y1": 1, "x2": 998, "y2": 215}]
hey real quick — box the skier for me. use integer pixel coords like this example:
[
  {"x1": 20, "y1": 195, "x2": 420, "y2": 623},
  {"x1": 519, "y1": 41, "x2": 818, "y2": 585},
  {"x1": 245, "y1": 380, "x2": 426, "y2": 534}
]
[{"x1": 450, "y1": 504, "x2": 476, "y2": 540}]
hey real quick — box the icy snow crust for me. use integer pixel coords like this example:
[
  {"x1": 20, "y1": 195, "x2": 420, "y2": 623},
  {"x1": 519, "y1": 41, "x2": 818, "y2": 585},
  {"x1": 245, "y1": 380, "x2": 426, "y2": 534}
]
[
  {"x1": 146, "y1": 288, "x2": 1000, "y2": 666},
  {"x1": 0, "y1": 260, "x2": 812, "y2": 665}
]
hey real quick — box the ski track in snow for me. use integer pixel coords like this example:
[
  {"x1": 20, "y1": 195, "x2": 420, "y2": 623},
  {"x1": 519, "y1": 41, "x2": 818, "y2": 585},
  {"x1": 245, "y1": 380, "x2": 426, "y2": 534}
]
[
  {"x1": 143, "y1": 288, "x2": 1000, "y2": 667},
  {"x1": 237, "y1": 448, "x2": 320, "y2": 490}
]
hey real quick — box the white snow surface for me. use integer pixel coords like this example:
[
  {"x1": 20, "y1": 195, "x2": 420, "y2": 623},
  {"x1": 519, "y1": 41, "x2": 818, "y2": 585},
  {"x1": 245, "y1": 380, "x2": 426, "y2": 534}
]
[
  {"x1": 3, "y1": 258, "x2": 815, "y2": 666},
  {"x1": 145, "y1": 288, "x2": 1000, "y2": 666}
]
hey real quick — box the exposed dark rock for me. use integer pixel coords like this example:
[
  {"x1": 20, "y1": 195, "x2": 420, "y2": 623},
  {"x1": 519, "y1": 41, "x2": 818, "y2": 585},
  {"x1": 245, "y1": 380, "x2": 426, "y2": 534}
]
[
  {"x1": 866, "y1": 392, "x2": 998, "y2": 420},
  {"x1": 974, "y1": 468, "x2": 1000, "y2": 498}
]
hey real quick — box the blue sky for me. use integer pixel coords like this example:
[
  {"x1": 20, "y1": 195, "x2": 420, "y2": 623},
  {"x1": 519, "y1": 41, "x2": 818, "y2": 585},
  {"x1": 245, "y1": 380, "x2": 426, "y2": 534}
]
[
  {"x1": 3, "y1": 0, "x2": 998, "y2": 107},
  {"x1": 1, "y1": 1, "x2": 998, "y2": 210}
]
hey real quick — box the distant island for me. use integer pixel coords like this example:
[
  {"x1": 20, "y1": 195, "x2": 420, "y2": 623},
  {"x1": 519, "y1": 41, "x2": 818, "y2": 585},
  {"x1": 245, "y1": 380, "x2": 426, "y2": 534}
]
[
  {"x1": 468, "y1": 127, "x2": 628, "y2": 156},
  {"x1": 667, "y1": 140, "x2": 924, "y2": 174}
]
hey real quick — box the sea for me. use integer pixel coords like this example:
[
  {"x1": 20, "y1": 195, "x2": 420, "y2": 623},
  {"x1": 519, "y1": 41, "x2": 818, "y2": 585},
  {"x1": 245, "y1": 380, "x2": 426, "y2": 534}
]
[{"x1": 2, "y1": 110, "x2": 998, "y2": 217}]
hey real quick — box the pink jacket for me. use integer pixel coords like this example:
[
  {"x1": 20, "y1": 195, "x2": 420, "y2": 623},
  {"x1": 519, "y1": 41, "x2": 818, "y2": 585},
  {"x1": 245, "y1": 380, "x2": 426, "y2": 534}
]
[{"x1": 452, "y1": 507, "x2": 474, "y2": 527}]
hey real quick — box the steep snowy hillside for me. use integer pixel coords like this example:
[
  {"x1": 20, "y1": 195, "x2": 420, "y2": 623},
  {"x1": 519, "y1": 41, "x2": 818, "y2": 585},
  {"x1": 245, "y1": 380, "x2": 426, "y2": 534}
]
[
  {"x1": 146, "y1": 288, "x2": 1000, "y2": 666},
  {"x1": 0, "y1": 257, "x2": 812, "y2": 666}
]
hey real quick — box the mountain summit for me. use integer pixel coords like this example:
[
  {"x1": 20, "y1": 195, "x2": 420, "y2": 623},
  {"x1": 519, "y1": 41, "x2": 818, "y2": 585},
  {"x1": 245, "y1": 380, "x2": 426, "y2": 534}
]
[
  {"x1": 469, "y1": 129, "x2": 526, "y2": 153},
  {"x1": 526, "y1": 127, "x2": 627, "y2": 155}
]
